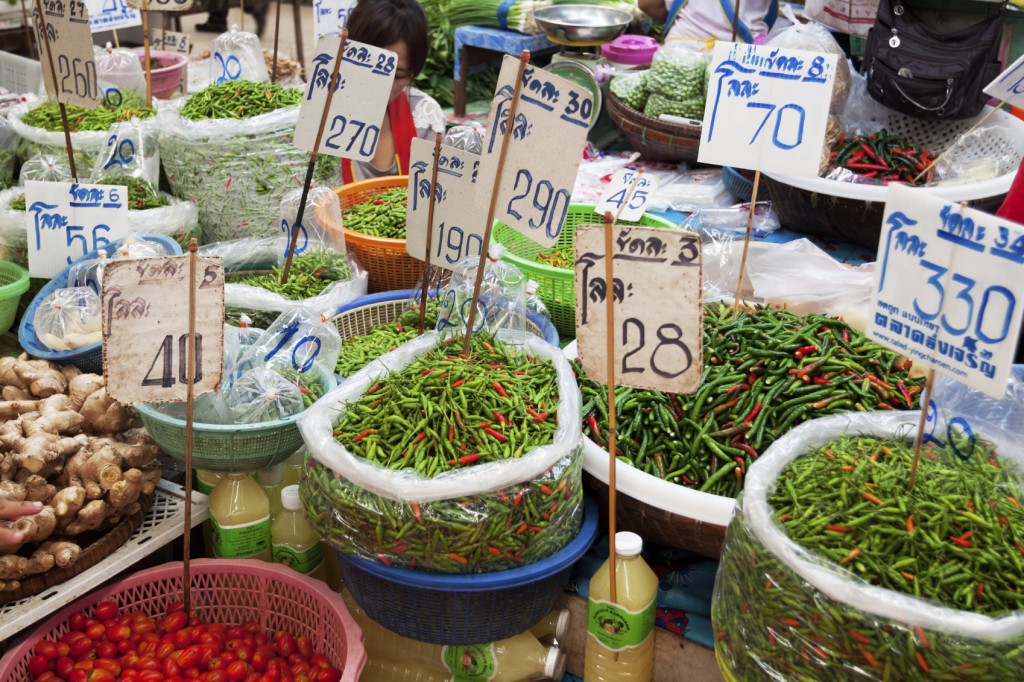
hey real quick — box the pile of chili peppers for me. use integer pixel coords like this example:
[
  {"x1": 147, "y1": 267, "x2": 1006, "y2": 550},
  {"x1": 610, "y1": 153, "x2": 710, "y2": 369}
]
[
  {"x1": 575, "y1": 303, "x2": 926, "y2": 498},
  {"x1": 534, "y1": 244, "x2": 574, "y2": 269},
  {"x1": 334, "y1": 301, "x2": 440, "y2": 377},
  {"x1": 830, "y1": 130, "x2": 935, "y2": 185}
]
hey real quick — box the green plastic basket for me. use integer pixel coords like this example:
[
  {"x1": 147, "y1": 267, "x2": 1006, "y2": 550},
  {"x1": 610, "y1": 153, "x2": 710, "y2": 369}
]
[
  {"x1": 0, "y1": 261, "x2": 30, "y2": 335},
  {"x1": 493, "y1": 204, "x2": 676, "y2": 339},
  {"x1": 134, "y1": 368, "x2": 335, "y2": 473}
]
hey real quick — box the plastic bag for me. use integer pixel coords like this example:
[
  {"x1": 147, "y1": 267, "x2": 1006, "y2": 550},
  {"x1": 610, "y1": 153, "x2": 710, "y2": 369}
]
[
  {"x1": 768, "y1": 5, "x2": 851, "y2": 112},
  {"x1": 713, "y1": 391, "x2": 1024, "y2": 682},
  {"x1": 17, "y1": 154, "x2": 72, "y2": 185},
  {"x1": 235, "y1": 307, "x2": 343, "y2": 385},
  {"x1": 442, "y1": 123, "x2": 485, "y2": 155},
  {"x1": 95, "y1": 45, "x2": 148, "y2": 101},
  {"x1": 8, "y1": 101, "x2": 117, "y2": 171},
  {"x1": 644, "y1": 92, "x2": 705, "y2": 120},
  {"x1": 0, "y1": 116, "x2": 17, "y2": 189},
  {"x1": 838, "y1": 70, "x2": 889, "y2": 137},
  {"x1": 226, "y1": 367, "x2": 305, "y2": 424},
  {"x1": 680, "y1": 202, "x2": 781, "y2": 238},
  {"x1": 570, "y1": 151, "x2": 640, "y2": 204},
  {"x1": 646, "y1": 44, "x2": 709, "y2": 101},
  {"x1": 276, "y1": 187, "x2": 346, "y2": 262},
  {"x1": 112, "y1": 235, "x2": 172, "y2": 260},
  {"x1": 525, "y1": 279, "x2": 550, "y2": 322},
  {"x1": 698, "y1": 228, "x2": 748, "y2": 302},
  {"x1": 803, "y1": 0, "x2": 878, "y2": 37},
  {"x1": 33, "y1": 287, "x2": 102, "y2": 351},
  {"x1": 651, "y1": 167, "x2": 732, "y2": 212},
  {"x1": 609, "y1": 72, "x2": 649, "y2": 111},
  {"x1": 210, "y1": 27, "x2": 269, "y2": 84},
  {"x1": 89, "y1": 119, "x2": 161, "y2": 186},
  {"x1": 68, "y1": 252, "x2": 109, "y2": 296},
  {"x1": 298, "y1": 330, "x2": 584, "y2": 572},
  {"x1": 435, "y1": 244, "x2": 528, "y2": 339},
  {"x1": 931, "y1": 122, "x2": 1019, "y2": 186}
]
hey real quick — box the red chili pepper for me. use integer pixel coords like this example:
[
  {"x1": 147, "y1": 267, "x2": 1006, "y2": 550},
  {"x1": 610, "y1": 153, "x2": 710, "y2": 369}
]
[
  {"x1": 395, "y1": 320, "x2": 403, "y2": 333},
  {"x1": 906, "y1": 515, "x2": 915, "y2": 533},
  {"x1": 794, "y1": 344, "x2": 817, "y2": 359},
  {"x1": 492, "y1": 381, "x2": 508, "y2": 398},
  {"x1": 780, "y1": 618, "x2": 801, "y2": 627},
  {"x1": 950, "y1": 536, "x2": 972, "y2": 548},
  {"x1": 416, "y1": 432, "x2": 426, "y2": 441},
  {"x1": 514, "y1": 490, "x2": 524, "y2": 506},
  {"x1": 735, "y1": 443, "x2": 758, "y2": 460},
  {"x1": 587, "y1": 415, "x2": 602, "y2": 440},
  {"x1": 863, "y1": 492, "x2": 884, "y2": 505},
  {"x1": 448, "y1": 453, "x2": 480, "y2": 466},
  {"x1": 498, "y1": 492, "x2": 510, "y2": 504},
  {"x1": 449, "y1": 553, "x2": 468, "y2": 565},
  {"x1": 726, "y1": 383, "x2": 747, "y2": 396},
  {"x1": 865, "y1": 374, "x2": 893, "y2": 390},
  {"x1": 515, "y1": 522, "x2": 529, "y2": 534},
  {"x1": 420, "y1": 369, "x2": 433, "y2": 376},
  {"x1": 812, "y1": 376, "x2": 831, "y2": 385},
  {"x1": 848, "y1": 629, "x2": 871, "y2": 645},
  {"x1": 452, "y1": 378, "x2": 464, "y2": 388},
  {"x1": 744, "y1": 403, "x2": 762, "y2": 423},
  {"x1": 374, "y1": 198, "x2": 384, "y2": 204},
  {"x1": 540, "y1": 484, "x2": 553, "y2": 495},
  {"x1": 353, "y1": 429, "x2": 374, "y2": 443},
  {"x1": 376, "y1": 552, "x2": 391, "y2": 566},
  {"x1": 481, "y1": 341, "x2": 495, "y2": 353},
  {"x1": 225, "y1": 177, "x2": 232, "y2": 190},
  {"x1": 826, "y1": 525, "x2": 852, "y2": 533},
  {"x1": 847, "y1": 162, "x2": 889, "y2": 172},
  {"x1": 488, "y1": 547, "x2": 502, "y2": 556},
  {"x1": 915, "y1": 652, "x2": 929, "y2": 673},
  {"x1": 410, "y1": 502, "x2": 421, "y2": 523},
  {"x1": 896, "y1": 381, "x2": 913, "y2": 407},
  {"x1": 714, "y1": 398, "x2": 742, "y2": 415},
  {"x1": 367, "y1": 381, "x2": 381, "y2": 394},
  {"x1": 493, "y1": 411, "x2": 508, "y2": 425},
  {"x1": 483, "y1": 426, "x2": 508, "y2": 442}
]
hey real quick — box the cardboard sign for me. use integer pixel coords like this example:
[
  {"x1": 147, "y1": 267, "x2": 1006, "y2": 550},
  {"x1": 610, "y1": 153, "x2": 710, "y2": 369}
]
[
  {"x1": 405, "y1": 138, "x2": 487, "y2": 269},
  {"x1": 25, "y1": 181, "x2": 130, "y2": 278},
  {"x1": 575, "y1": 225, "x2": 703, "y2": 393},
  {"x1": 83, "y1": 0, "x2": 140, "y2": 32},
  {"x1": 313, "y1": 0, "x2": 356, "y2": 40},
  {"x1": 983, "y1": 53, "x2": 1024, "y2": 109},
  {"x1": 126, "y1": 0, "x2": 194, "y2": 11},
  {"x1": 594, "y1": 170, "x2": 658, "y2": 223},
  {"x1": 102, "y1": 255, "x2": 225, "y2": 404},
  {"x1": 476, "y1": 56, "x2": 592, "y2": 248},
  {"x1": 867, "y1": 184, "x2": 1024, "y2": 398},
  {"x1": 150, "y1": 29, "x2": 190, "y2": 54},
  {"x1": 698, "y1": 41, "x2": 837, "y2": 177},
  {"x1": 293, "y1": 35, "x2": 396, "y2": 160},
  {"x1": 32, "y1": 0, "x2": 101, "y2": 108}
]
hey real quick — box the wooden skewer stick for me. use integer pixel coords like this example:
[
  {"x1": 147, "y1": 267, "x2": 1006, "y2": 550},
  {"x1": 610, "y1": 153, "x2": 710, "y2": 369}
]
[
  {"x1": 32, "y1": 0, "x2": 77, "y2": 181},
  {"x1": 270, "y1": 0, "x2": 283, "y2": 83},
  {"x1": 141, "y1": 0, "x2": 152, "y2": 107},
  {"x1": 462, "y1": 50, "x2": 530, "y2": 355},
  {"x1": 240, "y1": 0, "x2": 245, "y2": 33},
  {"x1": 419, "y1": 132, "x2": 443, "y2": 334},
  {"x1": 732, "y1": 170, "x2": 761, "y2": 316},
  {"x1": 112, "y1": 28, "x2": 120, "y2": 48},
  {"x1": 913, "y1": 101, "x2": 1007, "y2": 184},
  {"x1": 182, "y1": 238, "x2": 199, "y2": 616},
  {"x1": 907, "y1": 368, "x2": 935, "y2": 493},
  {"x1": 20, "y1": 0, "x2": 36, "y2": 60},
  {"x1": 281, "y1": 30, "x2": 348, "y2": 285},
  {"x1": 731, "y1": 0, "x2": 742, "y2": 43}
]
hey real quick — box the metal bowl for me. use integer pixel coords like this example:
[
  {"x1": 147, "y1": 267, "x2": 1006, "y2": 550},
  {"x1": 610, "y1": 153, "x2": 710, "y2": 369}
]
[{"x1": 532, "y1": 5, "x2": 632, "y2": 45}]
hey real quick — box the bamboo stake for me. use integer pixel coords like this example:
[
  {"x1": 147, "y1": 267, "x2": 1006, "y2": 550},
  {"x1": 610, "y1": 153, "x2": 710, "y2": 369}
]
[
  {"x1": 239, "y1": 0, "x2": 245, "y2": 33},
  {"x1": 270, "y1": 0, "x2": 283, "y2": 83},
  {"x1": 731, "y1": 0, "x2": 741, "y2": 42},
  {"x1": 32, "y1": 0, "x2": 77, "y2": 181},
  {"x1": 732, "y1": 170, "x2": 761, "y2": 316},
  {"x1": 463, "y1": 50, "x2": 530, "y2": 355},
  {"x1": 419, "y1": 132, "x2": 443, "y2": 334},
  {"x1": 141, "y1": 0, "x2": 152, "y2": 107},
  {"x1": 111, "y1": 28, "x2": 120, "y2": 48},
  {"x1": 907, "y1": 368, "x2": 935, "y2": 493},
  {"x1": 281, "y1": 30, "x2": 347, "y2": 285},
  {"x1": 182, "y1": 238, "x2": 199, "y2": 615},
  {"x1": 20, "y1": 0, "x2": 36, "y2": 60}
]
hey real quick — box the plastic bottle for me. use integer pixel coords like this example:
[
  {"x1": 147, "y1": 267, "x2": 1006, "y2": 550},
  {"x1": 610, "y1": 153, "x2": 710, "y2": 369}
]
[
  {"x1": 360, "y1": 657, "x2": 453, "y2": 682},
  {"x1": 208, "y1": 472, "x2": 272, "y2": 561},
  {"x1": 258, "y1": 464, "x2": 285, "y2": 519},
  {"x1": 584, "y1": 531, "x2": 658, "y2": 681},
  {"x1": 194, "y1": 470, "x2": 223, "y2": 557},
  {"x1": 529, "y1": 606, "x2": 571, "y2": 645},
  {"x1": 271, "y1": 485, "x2": 327, "y2": 582},
  {"x1": 342, "y1": 590, "x2": 561, "y2": 681},
  {"x1": 282, "y1": 448, "x2": 305, "y2": 488}
]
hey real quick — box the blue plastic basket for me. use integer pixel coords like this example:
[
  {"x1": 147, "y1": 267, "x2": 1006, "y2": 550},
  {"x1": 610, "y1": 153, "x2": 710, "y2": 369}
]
[
  {"x1": 723, "y1": 166, "x2": 760, "y2": 203},
  {"x1": 335, "y1": 494, "x2": 598, "y2": 645},
  {"x1": 18, "y1": 234, "x2": 183, "y2": 372}
]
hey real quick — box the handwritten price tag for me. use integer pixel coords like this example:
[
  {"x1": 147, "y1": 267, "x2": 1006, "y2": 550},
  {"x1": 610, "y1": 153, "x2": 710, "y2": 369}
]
[
  {"x1": 150, "y1": 29, "x2": 190, "y2": 55},
  {"x1": 594, "y1": 170, "x2": 658, "y2": 223},
  {"x1": 405, "y1": 138, "x2": 487, "y2": 269},
  {"x1": 102, "y1": 255, "x2": 225, "y2": 404},
  {"x1": 575, "y1": 225, "x2": 703, "y2": 393},
  {"x1": 294, "y1": 35, "x2": 396, "y2": 160},
  {"x1": 25, "y1": 181, "x2": 130, "y2": 278},
  {"x1": 84, "y1": 0, "x2": 140, "y2": 31},
  {"x1": 313, "y1": 0, "x2": 356, "y2": 40},
  {"x1": 32, "y1": 0, "x2": 100, "y2": 108},
  {"x1": 126, "y1": 0, "x2": 194, "y2": 11},
  {"x1": 983, "y1": 53, "x2": 1024, "y2": 109},
  {"x1": 476, "y1": 56, "x2": 592, "y2": 248},
  {"x1": 698, "y1": 42, "x2": 837, "y2": 177},
  {"x1": 867, "y1": 183, "x2": 1024, "y2": 398}
]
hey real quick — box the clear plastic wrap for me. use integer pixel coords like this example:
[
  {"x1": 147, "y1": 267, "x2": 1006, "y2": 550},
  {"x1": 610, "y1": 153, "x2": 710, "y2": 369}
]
[
  {"x1": 210, "y1": 27, "x2": 269, "y2": 84},
  {"x1": 698, "y1": 228, "x2": 746, "y2": 302},
  {"x1": 442, "y1": 123, "x2": 485, "y2": 155},
  {"x1": 931, "y1": 122, "x2": 1019, "y2": 186},
  {"x1": 838, "y1": 70, "x2": 889, "y2": 137},
  {"x1": 650, "y1": 167, "x2": 732, "y2": 213},
  {"x1": 235, "y1": 307, "x2": 343, "y2": 385},
  {"x1": 8, "y1": 101, "x2": 117, "y2": 171},
  {"x1": 680, "y1": 202, "x2": 781, "y2": 238},
  {"x1": 643, "y1": 92, "x2": 705, "y2": 120},
  {"x1": 435, "y1": 244, "x2": 528, "y2": 338},
  {"x1": 68, "y1": 252, "x2": 109, "y2": 296},
  {"x1": 525, "y1": 279, "x2": 550, "y2": 322},
  {"x1": 767, "y1": 5, "x2": 851, "y2": 112},
  {"x1": 713, "y1": 397, "x2": 1024, "y2": 682},
  {"x1": 112, "y1": 235, "x2": 172, "y2": 260},
  {"x1": 0, "y1": 116, "x2": 17, "y2": 189},
  {"x1": 33, "y1": 287, "x2": 102, "y2": 351},
  {"x1": 609, "y1": 72, "x2": 649, "y2": 112},
  {"x1": 89, "y1": 119, "x2": 161, "y2": 186},
  {"x1": 226, "y1": 367, "x2": 305, "y2": 424},
  {"x1": 17, "y1": 153, "x2": 72, "y2": 185},
  {"x1": 276, "y1": 187, "x2": 347, "y2": 262},
  {"x1": 95, "y1": 45, "x2": 148, "y2": 101},
  {"x1": 298, "y1": 330, "x2": 584, "y2": 573},
  {"x1": 646, "y1": 44, "x2": 709, "y2": 102}
]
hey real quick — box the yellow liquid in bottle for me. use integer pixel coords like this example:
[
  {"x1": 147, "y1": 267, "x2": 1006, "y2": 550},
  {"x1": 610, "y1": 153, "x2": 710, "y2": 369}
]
[
  {"x1": 209, "y1": 473, "x2": 272, "y2": 561},
  {"x1": 271, "y1": 485, "x2": 327, "y2": 582},
  {"x1": 194, "y1": 470, "x2": 223, "y2": 558},
  {"x1": 584, "y1": 533, "x2": 659, "y2": 681}
]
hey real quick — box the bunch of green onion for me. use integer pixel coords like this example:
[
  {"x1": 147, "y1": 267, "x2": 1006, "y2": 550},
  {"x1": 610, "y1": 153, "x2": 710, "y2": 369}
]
[{"x1": 448, "y1": 0, "x2": 553, "y2": 34}]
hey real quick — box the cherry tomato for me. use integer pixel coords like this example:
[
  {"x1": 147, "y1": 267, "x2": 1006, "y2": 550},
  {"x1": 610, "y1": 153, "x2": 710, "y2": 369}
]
[
  {"x1": 226, "y1": 661, "x2": 249, "y2": 681},
  {"x1": 56, "y1": 655, "x2": 76, "y2": 679},
  {"x1": 204, "y1": 672, "x2": 228, "y2": 682},
  {"x1": 162, "y1": 656, "x2": 181, "y2": 677},
  {"x1": 107, "y1": 624, "x2": 131, "y2": 643},
  {"x1": 138, "y1": 655, "x2": 161, "y2": 671},
  {"x1": 249, "y1": 651, "x2": 268, "y2": 673},
  {"x1": 288, "y1": 662, "x2": 309, "y2": 677},
  {"x1": 94, "y1": 602, "x2": 119, "y2": 621},
  {"x1": 35, "y1": 672, "x2": 59, "y2": 682},
  {"x1": 73, "y1": 660, "x2": 94, "y2": 671},
  {"x1": 286, "y1": 655, "x2": 304, "y2": 667},
  {"x1": 85, "y1": 670, "x2": 116, "y2": 682},
  {"x1": 162, "y1": 612, "x2": 189, "y2": 634},
  {"x1": 166, "y1": 677, "x2": 185, "y2": 682},
  {"x1": 199, "y1": 633, "x2": 224, "y2": 655},
  {"x1": 175, "y1": 629, "x2": 193, "y2": 650},
  {"x1": 120, "y1": 671, "x2": 139, "y2": 682},
  {"x1": 67, "y1": 637, "x2": 94, "y2": 659},
  {"x1": 118, "y1": 640, "x2": 136, "y2": 656},
  {"x1": 308, "y1": 655, "x2": 329, "y2": 670},
  {"x1": 138, "y1": 670, "x2": 165, "y2": 682},
  {"x1": 273, "y1": 634, "x2": 295, "y2": 660},
  {"x1": 35, "y1": 641, "x2": 59, "y2": 660},
  {"x1": 27, "y1": 654, "x2": 50, "y2": 676},
  {"x1": 68, "y1": 613, "x2": 87, "y2": 632},
  {"x1": 294, "y1": 637, "x2": 312, "y2": 660},
  {"x1": 177, "y1": 645, "x2": 202, "y2": 669},
  {"x1": 156, "y1": 642, "x2": 177, "y2": 661},
  {"x1": 67, "y1": 670, "x2": 88, "y2": 682},
  {"x1": 94, "y1": 658, "x2": 121, "y2": 677},
  {"x1": 241, "y1": 622, "x2": 260, "y2": 635},
  {"x1": 85, "y1": 624, "x2": 105, "y2": 641},
  {"x1": 96, "y1": 641, "x2": 118, "y2": 659},
  {"x1": 133, "y1": 619, "x2": 158, "y2": 636}
]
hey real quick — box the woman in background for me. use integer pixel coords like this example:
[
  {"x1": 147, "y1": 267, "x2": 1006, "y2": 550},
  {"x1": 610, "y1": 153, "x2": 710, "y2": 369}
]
[{"x1": 638, "y1": 0, "x2": 778, "y2": 46}]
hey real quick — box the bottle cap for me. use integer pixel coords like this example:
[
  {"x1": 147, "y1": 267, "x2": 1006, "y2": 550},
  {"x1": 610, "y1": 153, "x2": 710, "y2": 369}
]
[
  {"x1": 543, "y1": 647, "x2": 562, "y2": 679},
  {"x1": 280, "y1": 485, "x2": 302, "y2": 511},
  {"x1": 258, "y1": 464, "x2": 283, "y2": 486},
  {"x1": 615, "y1": 531, "x2": 643, "y2": 557},
  {"x1": 553, "y1": 608, "x2": 571, "y2": 642}
]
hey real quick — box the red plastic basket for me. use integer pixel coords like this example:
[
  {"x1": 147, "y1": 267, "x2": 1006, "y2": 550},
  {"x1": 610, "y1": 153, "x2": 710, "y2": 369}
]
[{"x1": 0, "y1": 559, "x2": 366, "y2": 680}]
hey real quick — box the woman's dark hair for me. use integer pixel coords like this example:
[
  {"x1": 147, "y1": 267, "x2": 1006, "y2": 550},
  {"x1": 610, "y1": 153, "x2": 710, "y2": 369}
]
[{"x1": 345, "y1": 0, "x2": 429, "y2": 77}]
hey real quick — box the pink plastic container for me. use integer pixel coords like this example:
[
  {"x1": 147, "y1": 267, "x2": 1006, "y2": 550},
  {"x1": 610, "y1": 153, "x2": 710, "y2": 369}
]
[
  {"x1": 134, "y1": 49, "x2": 188, "y2": 99},
  {"x1": 601, "y1": 34, "x2": 659, "y2": 67},
  {"x1": 0, "y1": 559, "x2": 366, "y2": 681}
]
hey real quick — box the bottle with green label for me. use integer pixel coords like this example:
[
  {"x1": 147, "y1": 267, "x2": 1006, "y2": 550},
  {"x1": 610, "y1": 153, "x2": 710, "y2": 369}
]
[
  {"x1": 194, "y1": 469, "x2": 223, "y2": 558},
  {"x1": 584, "y1": 531, "x2": 658, "y2": 681},
  {"x1": 271, "y1": 485, "x2": 327, "y2": 581},
  {"x1": 209, "y1": 472, "x2": 272, "y2": 562}
]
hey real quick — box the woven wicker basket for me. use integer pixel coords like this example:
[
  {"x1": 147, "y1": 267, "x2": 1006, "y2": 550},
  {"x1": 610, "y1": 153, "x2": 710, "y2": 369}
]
[
  {"x1": 605, "y1": 90, "x2": 702, "y2": 164},
  {"x1": 334, "y1": 177, "x2": 423, "y2": 293}
]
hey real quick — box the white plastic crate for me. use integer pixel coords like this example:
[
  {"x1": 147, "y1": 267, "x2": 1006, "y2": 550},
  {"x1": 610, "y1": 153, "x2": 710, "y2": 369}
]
[{"x1": 0, "y1": 51, "x2": 42, "y2": 97}]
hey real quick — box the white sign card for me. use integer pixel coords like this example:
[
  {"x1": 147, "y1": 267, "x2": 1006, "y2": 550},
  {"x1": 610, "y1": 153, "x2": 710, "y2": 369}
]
[
  {"x1": 983, "y1": 53, "x2": 1024, "y2": 109},
  {"x1": 698, "y1": 41, "x2": 838, "y2": 177},
  {"x1": 150, "y1": 29, "x2": 190, "y2": 55},
  {"x1": 314, "y1": 0, "x2": 356, "y2": 40},
  {"x1": 25, "y1": 181, "x2": 130, "y2": 278},
  {"x1": 405, "y1": 138, "x2": 488, "y2": 269},
  {"x1": 293, "y1": 35, "x2": 397, "y2": 160},
  {"x1": 102, "y1": 255, "x2": 224, "y2": 404},
  {"x1": 594, "y1": 169, "x2": 658, "y2": 223},
  {"x1": 126, "y1": 0, "x2": 194, "y2": 11},
  {"x1": 476, "y1": 56, "x2": 593, "y2": 248},
  {"x1": 575, "y1": 225, "x2": 703, "y2": 393},
  {"x1": 867, "y1": 183, "x2": 1024, "y2": 398},
  {"x1": 32, "y1": 0, "x2": 101, "y2": 108},
  {"x1": 83, "y1": 0, "x2": 140, "y2": 32}
]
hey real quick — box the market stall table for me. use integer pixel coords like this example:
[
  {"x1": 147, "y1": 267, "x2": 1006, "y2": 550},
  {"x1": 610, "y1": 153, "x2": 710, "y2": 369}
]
[{"x1": 453, "y1": 26, "x2": 559, "y2": 117}]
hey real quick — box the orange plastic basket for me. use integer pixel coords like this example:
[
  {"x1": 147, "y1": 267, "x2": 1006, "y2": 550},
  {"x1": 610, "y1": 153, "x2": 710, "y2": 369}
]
[{"x1": 335, "y1": 176, "x2": 424, "y2": 293}]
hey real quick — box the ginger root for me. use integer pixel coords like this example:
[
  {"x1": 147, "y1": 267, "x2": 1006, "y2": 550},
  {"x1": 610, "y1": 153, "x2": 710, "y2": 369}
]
[
  {"x1": 1, "y1": 385, "x2": 31, "y2": 401},
  {"x1": 38, "y1": 540, "x2": 80, "y2": 569},
  {"x1": 0, "y1": 548, "x2": 54, "y2": 580},
  {"x1": 80, "y1": 387, "x2": 132, "y2": 434},
  {"x1": 51, "y1": 485, "x2": 86, "y2": 520},
  {"x1": 0, "y1": 356, "x2": 68, "y2": 399},
  {"x1": 22, "y1": 474, "x2": 56, "y2": 502},
  {"x1": 63, "y1": 500, "x2": 108, "y2": 535},
  {"x1": 68, "y1": 374, "x2": 104, "y2": 413},
  {"x1": 0, "y1": 506, "x2": 56, "y2": 554}
]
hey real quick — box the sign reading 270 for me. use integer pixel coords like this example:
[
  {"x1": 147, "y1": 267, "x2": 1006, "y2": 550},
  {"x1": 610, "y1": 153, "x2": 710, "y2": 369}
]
[
  {"x1": 475, "y1": 56, "x2": 593, "y2": 248},
  {"x1": 698, "y1": 42, "x2": 838, "y2": 178}
]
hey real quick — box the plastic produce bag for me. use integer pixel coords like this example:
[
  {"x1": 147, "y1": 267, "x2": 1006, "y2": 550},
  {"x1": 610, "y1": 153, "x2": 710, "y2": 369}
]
[
  {"x1": 33, "y1": 287, "x2": 102, "y2": 351},
  {"x1": 17, "y1": 154, "x2": 71, "y2": 185},
  {"x1": 276, "y1": 186, "x2": 346, "y2": 262},
  {"x1": 525, "y1": 279, "x2": 550, "y2": 322},
  {"x1": 838, "y1": 70, "x2": 889, "y2": 137},
  {"x1": 112, "y1": 235, "x2": 172, "y2": 260},
  {"x1": 713, "y1": 386, "x2": 1024, "y2": 682},
  {"x1": 767, "y1": 5, "x2": 851, "y2": 111},
  {"x1": 646, "y1": 44, "x2": 708, "y2": 102},
  {"x1": 609, "y1": 72, "x2": 649, "y2": 111},
  {"x1": 95, "y1": 45, "x2": 148, "y2": 101},
  {"x1": 89, "y1": 119, "x2": 161, "y2": 186},
  {"x1": 8, "y1": 101, "x2": 114, "y2": 170},
  {"x1": 680, "y1": 202, "x2": 781, "y2": 238},
  {"x1": 931, "y1": 121, "x2": 1020, "y2": 186},
  {"x1": 298, "y1": 330, "x2": 584, "y2": 572},
  {"x1": 435, "y1": 244, "x2": 528, "y2": 338},
  {"x1": 235, "y1": 307, "x2": 342, "y2": 385},
  {"x1": 0, "y1": 116, "x2": 17, "y2": 189},
  {"x1": 442, "y1": 123, "x2": 484, "y2": 155},
  {"x1": 68, "y1": 252, "x2": 109, "y2": 296},
  {"x1": 650, "y1": 167, "x2": 732, "y2": 212},
  {"x1": 226, "y1": 367, "x2": 305, "y2": 423},
  {"x1": 643, "y1": 92, "x2": 705, "y2": 120},
  {"x1": 210, "y1": 27, "x2": 269, "y2": 84}
]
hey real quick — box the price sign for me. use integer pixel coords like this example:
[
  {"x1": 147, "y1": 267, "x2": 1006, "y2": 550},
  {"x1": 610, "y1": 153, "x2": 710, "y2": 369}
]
[
  {"x1": 405, "y1": 137, "x2": 487, "y2": 268},
  {"x1": 83, "y1": 0, "x2": 140, "y2": 32},
  {"x1": 594, "y1": 170, "x2": 658, "y2": 223},
  {"x1": 575, "y1": 225, "x2": 703, "y2": 393},
  {"x1": 293, "y1": 35, "x2": 396, "y2": 160},
  {"x1": 102, "y1": 255, "x2": 225, "y2": 404},
  {"x1": 313, "y1": 0, "x2": 356, "y2": 40},
  {"x1": 150, "y1": 29, "x2": 190, "y2": 54},
  {"x1": 867, "y1": 183, "x2": 1024, "y2": 398},
  {"x1": 476, "y1": 56, "x2": 592, "y2": 248},
  {"x1": 32, "y1": 0, "x2": 101, "y2": 108},
  {"x1": 983, "y1": 53, "x2": 1024, "y2": 109},
  {"x1": 126, "y1": 0, "x2": 194, "y2": 11},
  {"x1": 698, "y1": 41, "x2": 837, "y2": 177},
  {"x1": 25, "y1": 181, "x2": 130, "y2": 278}
]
